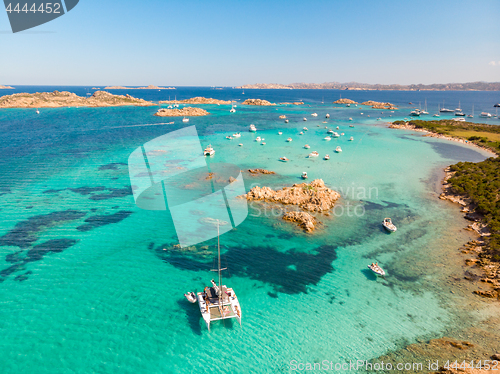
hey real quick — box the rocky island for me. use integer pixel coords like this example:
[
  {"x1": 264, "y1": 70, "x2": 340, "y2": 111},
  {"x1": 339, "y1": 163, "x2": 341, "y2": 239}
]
[
  {"x1": 243, "y1": 179, "x2": 340, "y2": 232},
  {"x1": 154, "y1": 107, "x2": 209, "y2": 117},
  {"x1": 0, "y1": 85, "x2": 14, "y2": 89},
  {"x1": 361, "y1": 100, "x2": 398, "y2": 109},
  {"x1": 333, "y1": 98, "x2": 358, "y2": 104},
  {"x1": 0, "y1": 90, "x2": 155, "y2": 108},
  {"x1": 159, "y1": 97, "x2": 231, "y2": 105},
  {"x1": 104, "y1": 85, "x2": 175, "y2": 90},
  {"x1": 242, "y1": 99, "x2": 276, "y2": 106}
]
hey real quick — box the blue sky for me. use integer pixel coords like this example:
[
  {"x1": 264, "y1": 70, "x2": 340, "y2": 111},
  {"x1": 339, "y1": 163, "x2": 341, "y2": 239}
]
[{"x1": 1, "y1": 0, "x2": 499, "y2": 86}]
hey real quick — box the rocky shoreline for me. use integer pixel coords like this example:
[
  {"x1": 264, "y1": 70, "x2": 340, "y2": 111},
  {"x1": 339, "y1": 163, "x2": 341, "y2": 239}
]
[
  {"x1": 159, "y1": 97, "x2": 231, "y2": 105},
  {"x1": 104, "y1": 85, "x2": 175, "y2": 89},
  {"x1": 243, "y1": 179, "x2": 340, "y2": 232},
  {"x1": 154, "y1": 107, "x2": 209, "y2": 117},
  {"x1": 0, "y1": 90, "x2": 155, "y2": 108},
  {"x1": 0, "y1": 85, "x2": 14, "y2": 89},
  {"x1": 242, "y1": 99, "x2": 276, "y2": 106}
]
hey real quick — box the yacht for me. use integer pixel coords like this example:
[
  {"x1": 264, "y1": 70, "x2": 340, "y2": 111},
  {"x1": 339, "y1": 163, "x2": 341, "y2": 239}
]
[
  {"x1": 440, "y1": 107, "x2": 454, "y2": 113},
  {"x1": 467, "y1": 105, "x2": 474, "y2": 118},
  {"x1": 286, "y1": 137, "x2": 293, "y2": 142},
  {"x1": 324, "y1": 136, "x2": 331, "y2": 141},
  {"x1": 311, "y1": 113, "x2": 318, "y2": 117},
  {"x1": 233, "y1": 133, "x2": 241, "y2": 138},
  {"x1": 410, "y1": 109, "x2": 421, "y2": 116},
  {"x1": 308, "y1": 151, "x2": 319, "y2": 157},
  {"x1": 335, "y1": 146, "x2": 342, "y2": 153},
  {"x1": 382, "y1": 218, "x2": 397, "y2": 232},
  {"x1": 304, "y1": 144, "x2": 310, "y2": 149},
  {"x1": 332, "y1": 132, "x2": 340, "y2": 138},
  {"x1": 494, "y1": 103, "x2": 500, "y2": 108},
  {"x1": 301, "y1": 172, "x2": 308, "y2": 179},
  {"x1": 197, "y1": 221, "x2": 242, "y2": 331},
  {"x1": 327, "y1": 129, "x2": 334, "y2": 134},
  {"x1": 280, "y1": 157, "x2": 289, "y2": 162},
  {"x1": 324, "y1": 154, "x2": 330, "y2": 160},
  {"x1": 204, "y1": 145, "x2": 215, "y2": 156},
  {"x1": 367, "y1": 263, "x2": 386, "y2": 276},
  {"x1": 249, "y1": 124, "x2": 257, "y2": 132},
  {"x1": 479, "y1": 112, "x2": 492, "y2": 118}
]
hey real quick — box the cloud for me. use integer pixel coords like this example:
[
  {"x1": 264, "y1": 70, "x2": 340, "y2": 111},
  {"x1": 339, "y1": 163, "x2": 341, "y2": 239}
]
[{"x1": 489, "y1": 61, "x2": 498, "y2": 66}]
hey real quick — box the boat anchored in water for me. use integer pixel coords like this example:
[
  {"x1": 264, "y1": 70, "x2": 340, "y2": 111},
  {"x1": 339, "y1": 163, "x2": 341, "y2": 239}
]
[
  {"x1": 301, "y1": 172, "x2": 308, "y2": 179},
  {"x1": 233, "y1": 133, "x2": 241, "y2": 138},
  {"x1": 280, "y1": 157, "x2": 289, "y2": 162},
  {"x1": 197, "y1": 221, "x2": 242, "y2": 331},
  {"x1": 308, "y1": 151, "x2": 319, "y2": 157},
  {"x1": 184, "y1": 292, "x2": 197, "y2": 303},
  {"x1": 368, "y1": 262, "x2": 386, "y2": 276},
  {"x1": 311, "y1": 113, "x2": 318, "y2": 117},
  {"x1": 304, "y1": 144, "x2": 310, "y2": 149},
  {"x1": 286, "y1": 137, "x2": 293, "y2": 142},
  {"x1": 324, "y1": 154, "x2": 330, "y2": 160},
  {"x1": 249, "y1": 124, "x2": 257, "y2": 132},
  {"x1": 204, "y1": 145, "x2": 215, "y2": 156},
  {"x1": 382, "y1": 217, "x2": 397, "y2": 232},
  {"x1": 326, "y1": 114, "x2": 330, "y2": 118},
  {"x1": 324, "y1": 136, "x2": 331, "y2": 141},
  {"x1": 335, "y1": 146, "x2": 342, "y2": 153}
]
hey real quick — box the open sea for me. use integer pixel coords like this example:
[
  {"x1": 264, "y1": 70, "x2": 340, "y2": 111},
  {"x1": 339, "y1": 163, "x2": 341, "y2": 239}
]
[{"x1": 0, "y1": 87, "x2": 499, "y2": 373}]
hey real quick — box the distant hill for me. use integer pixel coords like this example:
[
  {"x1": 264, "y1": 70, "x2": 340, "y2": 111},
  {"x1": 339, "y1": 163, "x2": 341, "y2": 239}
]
[{"x1": 237, "y1": 81, "x2": 500, "y2": 91}]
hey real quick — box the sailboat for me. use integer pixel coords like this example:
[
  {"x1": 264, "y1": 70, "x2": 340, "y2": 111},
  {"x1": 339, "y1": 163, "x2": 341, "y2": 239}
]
[
  {"x1": 421, "y1": 99, "x2": 429, "y2": 115},
  {"x1": 230, "y1": 101, "x2": 236, "y2": 113},
  {"x1": 467, "y1": 105, "x2": 474, "y2": 118},
  {"x1": 197, "y1": 221, "x2": 242, "y2": 331}
]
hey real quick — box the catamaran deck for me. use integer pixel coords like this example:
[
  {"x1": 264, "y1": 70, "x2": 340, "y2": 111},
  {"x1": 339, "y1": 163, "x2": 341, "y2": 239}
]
[{"x1": 208, "y1": 306, "x2": 237, "y2": 321}]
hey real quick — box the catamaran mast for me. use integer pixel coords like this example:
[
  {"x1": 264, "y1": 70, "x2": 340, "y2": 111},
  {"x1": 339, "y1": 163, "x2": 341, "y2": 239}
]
[{"x1": 217, "y1": 221, "x2": 222, "y2": 307}]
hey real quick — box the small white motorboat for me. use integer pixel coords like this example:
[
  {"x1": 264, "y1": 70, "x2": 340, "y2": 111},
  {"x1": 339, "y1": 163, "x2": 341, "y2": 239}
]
[
  {"x1": 230, "y1": 108, "x2": 236, "y2": 113},
  {"x1": 226, "y1": 136, "x2": 233, "y2": 140},
  {"x1": 311, "y1": 113, "x2": 318, "y2": 117},
  {"x1": 301, "y1": 172, "x2": 308, "y2": 179},
  {"x1": 280, "y1": 157, "x2": 289, "y2": 162},
  {"x1": 303, "y1": 127, "x2": 308, "y2": 131},
  {"x1": 238, "y1": 143, "x2": 243, "y2": 147},
  {"x1": 285, "y1": 119, "x2": 289, "y2": 123},
  {"x1": 182, "y1": 117, "x2": 189, "y2": 123},
  {"x1": 479, "y1": 112, "x2": 492, "y2": 118},
  {"x1": 249, "y1": 124, "x2": 257, "y2": 132},
  {"x1": 36, "y1": 109, "x2": 40, "y2": 114},
  {"x1": 325, "y1": 114, "x2": 330, "y2": 118},
  {"x1": 184, "y1": 292, "x2": 197, "y2": 303},
  {"x1": 332, "y1": 132, "x2": 340, "y2": 138},
  {"x1": 256, "y1": 136, "x2": 262, "y2": 141},
  {"x1": 303, "y1": 117, "x2": 307, "y2": 121},
  {"x1": 261, "y1": 142, "x2": 266, "y2": 145},
  {"x1": 278, "y1": 131, "x2": 283, "y2": 135},
  {"x1": 349, "y1": 125, "x2": 354, "y2": 128},
  {"x1": 368, "y1": 263, "x2": 386, "y2": 277},
  {"x1": 341, "y1": 133, "x2": 344, "y2": 136},
  {"x1": 204, "y1": 145, "x2": 215, "y2": 156},
  {"x1": 346, "y1": 104, "x2": 350, "y2": 107},
  {"x1": 382, "y1": 217, "x2": 397, "y2": 232},
  {"x1": 336, "y1": 126, "x2": 339, "y2": 130},
  {"x1": 324, "y1": 154, "x2": 330, "y2": 160},
  {"x1": 233, "y1": 133, "x2": 241, "y2": 138},
  {"x1": 349, "y1": 118, "x2": 353, "y2": 121},
  {"x1": 286, "y1": 137, "x2": 293, "y2": 142},
  {"x1": 304, "y1": 144, "x2": 310, "y2": 149},
  {"x1": 349, "y1": 136, "x2": 354, "y2": 141},
  {"x1": 308, "y1": 151, "x2": 319, "y2": 157},
  {"x1": 335, "y1": 146, "x2": 342, "y2": 153},
  {"x1": 299, "y1": 131, "x2": 304, "y2": 135},
  {"x1": 324, "y1": 136, "x2": 331, "y2": 141},
  {"x1": 328, "y1": 129, "x2": 334, "y2": 134}
]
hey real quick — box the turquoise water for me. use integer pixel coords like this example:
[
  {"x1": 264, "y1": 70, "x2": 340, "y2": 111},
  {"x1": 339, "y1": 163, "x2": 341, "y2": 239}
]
[{"x1": 0, "y1": 89, "x2": 495, "y2": 373}]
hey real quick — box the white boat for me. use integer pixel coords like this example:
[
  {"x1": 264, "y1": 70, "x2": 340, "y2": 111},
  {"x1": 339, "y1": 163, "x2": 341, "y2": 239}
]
[
  {"x1": 255, "y1": 137, "x2": 261, "y2": 141},
  {"x1": 303, "y1": 127, "x2": 308, "y2": 131},
  {"x1": 308, "y1": 151, "x2": 319, "y2": 157},
  {"x1": 238, "y1": 143, "x2": 243, "y2": 147},
  {"x1": 440, "y1": 107, "x2": 454, "y2": 113},
  {"x1": 346, "y1": 104, "x2": 350, "y2": 107},
  {"x1": 230, "y1": 102, "x2": 236, "y2": 113},
  {"x1": 349, "y1": 136, "x2": 354, "y2": 141},
  {"x1": 233, "y1": 133, "x2": 241, "y2": 138},
  {"x1": 367, "y1": 263, "x2": 386, "y2": 276},
  {"x1": 421, "y1": 99, "x2": 429, "y2": 115},
  {"x1": 304, "y1": 144, "x2": 310, "y2": 149},
  {"x1": 311, "y1": 113, "x2": 318, "y2": 117},
  {"x1": 301, "y1": 172, "x2": 308, "y2": 179},
  {"x1": 299, "y1": 132, "x2": 303, "y2": 135},
  {"x1": 349, "y1": 124, "x2": 354, "y2": 128},
  {"x1": 327, "y1": 129, "x2": 334, "y2": 134},
  {"x1": 249, "y1": 124, "x2": 257, "y2": 132},
  {"x1": 324, "y1": 154, "x2": 330, "y2": 160},
  {"x1": 197, "y1": 221, "x2": 242, "y2": 331},
  {"x1": 326, "y1": 114, "x2": 330, "y2": 118},
  {"x1": 204, "y1": 145, "x2": 215, "y2": 156},
  {"x1": 382, "y1": 217, "x2": 397, "y2": 232},
  {"x1": 182, "y1": 117, "x2": 189, "y2": 122},
  {"x1": 226, "y1": 136, "x2": 233, "y2": 140},
  {"x1": 286, "y1": 137, "x2": 293, "y2": 142},
  {"x1": 324, "y1": 136, "x2": 331, "y2": 141},
  {"x1": 335, "y1": 146, "x2": 342, "y2": 153},
  {"x1": 410, "y1": 109, "x2": 421, "y2": 116},
  {"x1": 280, "y1": 157, "x2": 289, "y2": 162},
  {"x1": 303, "y1": 118, "x2": 307, "y2": 121},
  {"x1": 479, "y1": 112, "x2": 492, "y2": 118},
  {"x1": 184, "y1": 292, "x2": 197, "y2": 303},
  {"x1": 341, "y1": 133, "x2": 344, "y2": 136},
  {"x1": 336, "y1": 126, "x2": 339, "y2": 130},
  {"x1": 332, "y1": 132, "x2": 340, "y2": 138},
  {"x1": 261, "y1": 142, "x2": 266, "y2": 145},
  {"x1": 36, "y1": 109, "x2": 40, "y2": 114},
  {"x1": 467, "y1": 105, "x2": 474, "y2": 118},
  {"x1": 167, "y1": 105, "x2": 173, "y2": 109},
  {"x1": 278, "y1": 131, "x2": 283, "y2": 135},
  {"x1": 285, "y1": 119, "x2": 289, "y2": 123},
  {"x1": 453, "y1": 118, "x2": 466, "y2": 122}
]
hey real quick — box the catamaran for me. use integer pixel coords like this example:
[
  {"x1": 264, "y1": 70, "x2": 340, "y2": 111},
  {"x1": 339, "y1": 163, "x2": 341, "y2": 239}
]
[{"x1": 197, "y1": 221, "x2": 242, "y2": 331}]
